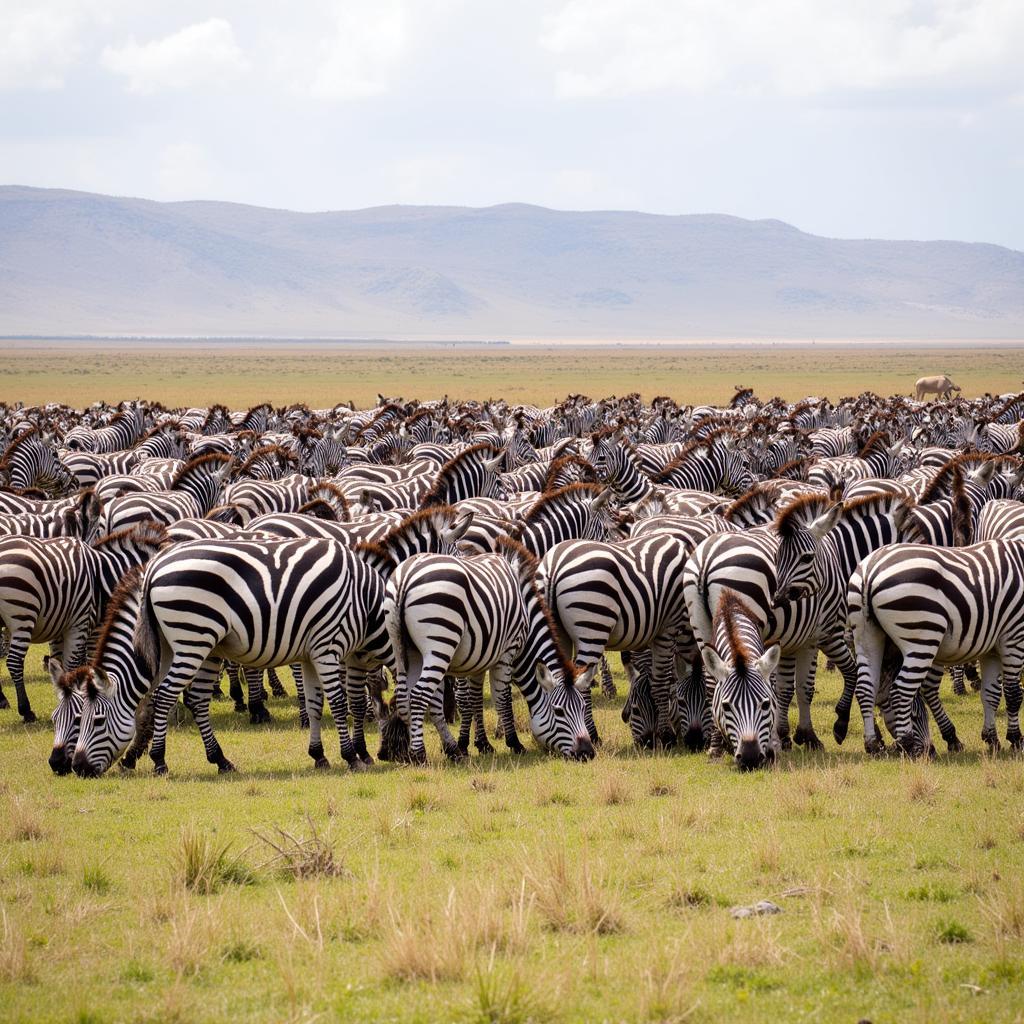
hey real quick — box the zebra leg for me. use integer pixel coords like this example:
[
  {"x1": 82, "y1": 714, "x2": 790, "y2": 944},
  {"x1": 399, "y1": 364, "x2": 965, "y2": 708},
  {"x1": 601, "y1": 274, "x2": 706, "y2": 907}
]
[
  {"x1": 774, "y1": 655, "x2": 797, "y2": 751},
  {"x1": 344, "y1": 666, "x2": 374, "y2": 765},
  {"x1": 119, "y1": 692, "x2": 156, "y2": 771},
  {"x1": 920, "y1": 666, "x2": 963, "y2": 752},
  {"x1": 315, "y1": 656, "x2": 360, "y2": 769},
  {"x1": 301, "y1": 664, "x2": 330, "y2": 768},
  {"x1": 470, "y1": 674, "x2": 492, "y2": 754},
  {"x1": 825, "y1": 632, "x2": 859, "y2": 744},
  {"x1": 267, "y1": 666, "x2": 287, "y2": 698},
  {"x1": 425, "y1": 676, "x2": 462, "y2": 762},
  {"x1": 598, "y1": 654, "x2": 617, "y2": 698},
  {"x1": 792, "y1": 647, "x2": 823, "y2": 750},
  {"x1": 650, "y1": 638, "x2": 678, "y2": 749},
  {"x1": 229, "y1": 662, "x2": 247, "y2": 713},
  {"x1": 4, "y1": 630, "x2": 36, "y2": 723},
  {"x1": 890, "y1": 654, "x2": 937, "y2": 758},
  {"x1": 1002, "y1": 656, "x2": 1023, "y2": 749},
  {"x1": 852, "y1": 616, "x2": 887, "y2": 755},
  {"x1": 183, "y1": 672, "x2": 235, "y2": 772},
  {"x1": 291, "y1": 664, "x2": 309, "y2": 728},
  {"x1": 965, "y1": 662, "x2": 982, "y2": 692},
  {"x1": 149, "y1": 655, "x2": 219, "y2": 775},
  {"x1": 245, "y1": 667, "x2": 271, "y2": 724},
  {"x1": 950, "y1": 666, "x2": 966, "y2": 697},
  {"x1": 492, "y1": 669, "x2": 525, "y2": 754},
  {"x1": 454, "y1": 677, "x2": 474, "y2": 755},
  {"x1": 979, "y1": 654, "x2": 1003, "y2": 752},
  {"x1": 0, "y1": 625, "x2": 8, "y2": 710}
]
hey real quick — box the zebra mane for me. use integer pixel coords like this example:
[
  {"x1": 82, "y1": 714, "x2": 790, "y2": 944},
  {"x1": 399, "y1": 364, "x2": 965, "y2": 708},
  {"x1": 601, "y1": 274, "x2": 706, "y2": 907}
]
[
  {"x1": 420, "y1": 442, "x2": 498, "y2": 508},
  {"x1": 543, "y1": 455, "x2": 597, "y2": 492},
  {"x1": 205, "y1": 504, "x2": 244, "y2": 524},
  {"x1": 236, "y1": 445, "x2": 296, "y2": 476},
  {"x1": 135, "y1": 423, "x2": 179, "y2": 445},
  {"x1": 722, "y1": 482, "x2": 781, "y2": 524},
  {"x1": 856, "y1": 430, "x2": 891, "y2": 459},
  {"x1": 493, "y1": 536, "x2": 578, "y2": 679},
  {"x1": 0, "y1": 426, "x2": 40, "y2": 467},
  {"x1": 775, "y1": 456, "x2": 813, "y2": 480},
  {"x1": 94, "y1": 565, "x2": 144, "y2": 666},
  {"x1": 354, "y1": 505, "x2": 460, "y2": 563},
  {"x1": 171, "y1": 452, "x2": 232, "y2": 489},
  {"x1": 295, "y1": 498, "x2": 340, "y2": 521},
  {"x1": 715, "y1": 590, "x2": 754, "y2": 673},
  {"x1": 786, "y1": 401, "x2": 814, "y2": 422},
  {"x1": 356, "y1": 403, "x2": 405, "y2": 442},
  {"x1": 774, "y1": 492, "x2": 832, "y2": 538},
  {"x1": 306, "y1": 481, "x2": 351, "y2": 521},
  {"x1": 842, "y1": 491, "x2": 916, "y2": 520},
  {"x1": 653, "y1": 428, "x2": 738, "y2": 484},
  {"x1": 92, "y1": 520, "x2": 168, "y2": 553},
  {"x1": 989, "y1": 392, "x2": 1024, "y2": 422},
  {"x1": 519, "y1": 482, "x2": 604, "y2": 525},
  {"x1": 918, "y1": 453, "x2": 993, "y2": 504}
]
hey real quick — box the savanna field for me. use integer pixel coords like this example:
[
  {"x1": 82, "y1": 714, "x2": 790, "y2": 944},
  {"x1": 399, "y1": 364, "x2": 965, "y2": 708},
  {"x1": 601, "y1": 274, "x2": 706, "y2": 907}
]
[{"x1": 2, "y1": 344, "x2": 1024, "y2": 1024}]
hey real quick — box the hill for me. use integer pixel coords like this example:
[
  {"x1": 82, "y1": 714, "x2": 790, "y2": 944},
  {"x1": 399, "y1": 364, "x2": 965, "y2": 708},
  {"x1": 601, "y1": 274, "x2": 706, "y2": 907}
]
[{"x1": 1, "y1": 186, "x2": 1022, "y2": 339}]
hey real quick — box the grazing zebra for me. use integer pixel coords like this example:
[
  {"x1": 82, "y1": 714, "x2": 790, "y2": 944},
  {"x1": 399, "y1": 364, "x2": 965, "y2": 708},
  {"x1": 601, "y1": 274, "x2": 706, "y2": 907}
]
[
  {"x1": 508, "y1": 483, "x2": 622, "y2": 556},
  {"x1": 847, "y1": 539, "x2": 1024, "y2": 756},
  {"x1": 0, "y1": 522, "x2": 166, "y2": 722},
  {"x1": 94, "y1": 453, "x2": 231, "y2": 534},
  {"x1": 60, "y1": 449, "x2": 137, "y2": 490},
  {"x1": 0, "y1": 429, "x2": 75, "y2": 493},
  {"x1": 70, "y1": 537, "x2": 391, "y2": 776},
  {"x1": 539, "y1": 532, "x2": 696, "y2": 748},
  {"x1": 382, "y1": 537, "x2": 594, "y2": 764},
  {"x1": 699, "y1": 590, "x2": 781, "y2": 769},
  {"x1": 62, "y1": 402, "x2": 147, "y2": 453}
]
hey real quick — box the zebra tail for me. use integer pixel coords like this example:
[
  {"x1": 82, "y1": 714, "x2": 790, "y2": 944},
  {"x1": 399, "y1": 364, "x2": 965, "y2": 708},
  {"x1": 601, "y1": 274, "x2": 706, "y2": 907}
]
[{"x1": 133, "y1": 584, "x2": 161, "y2": 678}]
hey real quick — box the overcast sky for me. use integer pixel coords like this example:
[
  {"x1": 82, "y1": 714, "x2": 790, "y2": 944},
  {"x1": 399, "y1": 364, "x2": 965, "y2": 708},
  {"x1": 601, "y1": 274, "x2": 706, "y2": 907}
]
[{"x1": 3, "y1": 1, "x2": 1023, "y2": 248}]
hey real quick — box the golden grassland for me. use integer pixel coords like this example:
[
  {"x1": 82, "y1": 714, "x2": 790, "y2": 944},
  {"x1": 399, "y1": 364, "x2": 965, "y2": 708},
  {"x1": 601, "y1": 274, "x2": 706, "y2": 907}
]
[
  {"x1": 2, "y1": 653, "x2": 1024, "y2": 1024},
  {"x1": 2, "y1": 341, "x2": 1023, "y2": 408}
]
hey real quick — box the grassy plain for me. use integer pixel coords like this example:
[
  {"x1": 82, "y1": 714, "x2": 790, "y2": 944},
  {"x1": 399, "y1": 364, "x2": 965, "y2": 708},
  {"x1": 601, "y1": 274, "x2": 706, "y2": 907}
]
[
  {"x1": 2, "y1": 341, "x2": 1023, "y2": 408},
  {"x1": 2, "y1": 652, "x2": 1024, "y2": 1024}
]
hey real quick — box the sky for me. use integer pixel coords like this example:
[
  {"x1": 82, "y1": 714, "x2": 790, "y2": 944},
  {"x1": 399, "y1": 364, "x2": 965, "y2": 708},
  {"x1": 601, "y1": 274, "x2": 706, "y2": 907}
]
[{"x1": 2, "y1": 0, "x2": 1023, "y2": 249}]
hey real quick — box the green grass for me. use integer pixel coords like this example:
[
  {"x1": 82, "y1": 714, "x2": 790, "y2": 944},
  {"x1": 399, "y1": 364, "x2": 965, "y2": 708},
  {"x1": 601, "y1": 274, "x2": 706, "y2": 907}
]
[
  {"x1": 2, "y1": 647, "x2": 1024, "y2": 1023},
  {"x1": 2, "y1": 341, "x2": 1023, "y2": 408}
]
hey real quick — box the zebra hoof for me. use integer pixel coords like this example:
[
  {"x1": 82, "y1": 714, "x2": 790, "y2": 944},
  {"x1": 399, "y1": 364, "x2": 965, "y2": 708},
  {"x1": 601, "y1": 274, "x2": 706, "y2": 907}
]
[
  {"x1": 218, "y1": 760, "x2": 236, "y2": 774},
  {"x1": 832, "y1": 715, "x2": 849, "y2": 745},
  {"x1": 444, "y1": 744, "x2": 467, "y2": 763},
  {"x1": 475, "y1": 740, "x2": 495, "y2": 755},
  {"x1": 864, "y1": 737, "x2": 886, "y2": 757},
  {"x1": 233, "y1": 703, "x2": 247, "y2": 714},
  {"x1": 708, "y1": 747, "x2": 724, "y2": 761},
  {"x1": 506, "y1": 739, "x2": 526, "y2": 755},
  {"x1": 211, "y1": 690, "x2": 228, "y2": 702},
  {"x1": 409, "y1": 747, "x2": 428, "y2": 766},
  {"x1": 356, "y1": 745, "x2": 374, "y2": 766},
  {"x1": 945, "y1": 735, "x2": 965, "y2": 753},
  {"x1": 778, "y1": 733, "x2": 793, "y2": 751},
  {"x1": 794, "y1": 727, "x2": 823, "y2": 751},
  {"x1": 313, "y1": 756, "x2": 331, "y2": 770},
  {"x1": 0, "y1": 693, "x2": 9, "y2": 710},
  {"x1": 269, "y1": 684, "x2": 287, "y2": 698},
  {"x1": 19, "y1": 710, "x2": 37, "y2": 724},
  {"x1": 249, "y1": 704, "x2": 271, "y2": 725},
  {"x1": 1007, "y1": 729, "x2": 1023, "y2": 751},
  {"x1": 656, "y1": 729, "x2": 677, "y2": 750},
  {"x1": 153, "y1": 763, "x2": 169, "y2": 776},
  {"x1": 895, "y1": 735, "x2": 925, "y2": 759}
]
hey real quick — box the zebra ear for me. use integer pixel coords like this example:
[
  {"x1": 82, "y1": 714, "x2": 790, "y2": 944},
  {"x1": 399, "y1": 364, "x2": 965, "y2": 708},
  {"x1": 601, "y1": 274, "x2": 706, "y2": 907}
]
[
  {"x1": 48, "y1": 658, "x2": 66, "y2": 691},
  {"x1": 808, "y1": 501, "x2": 843, "y2": 540},
  {"x1": 589, "y1": 486, "x2": 613, "y2": 512},
  {"x1": 443, "y1": 509, "x2": 475, "y2": 542},
  {"x1": 754, "y1": 645, "x2": 781, "y2": 678},
  {"x1": 968, "y1": 460, "x2": 996, "y2": 486},
  {"x1": 535, "y1": 663, "x2": 557, "y2": 691},
  {"x1": 483, "y1": 451, "x2": 504, "y2": 473},
  {"x1": 701, "y1": 648, "x2": 730, "y2": 683}
]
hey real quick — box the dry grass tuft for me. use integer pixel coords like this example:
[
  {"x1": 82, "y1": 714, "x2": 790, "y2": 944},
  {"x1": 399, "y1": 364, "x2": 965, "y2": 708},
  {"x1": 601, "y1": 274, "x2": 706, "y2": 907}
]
[
  {"x1": 252, "y1": 813, "x2": 345, "y2": 880},
  {"x1": 470, "y1": 956, "x2": 544, "y2": 1024},
  {"x1": 637, "y1": 947, "x2": 698, "y2": 1023},
  {"x1": 0, "y1": 906, "x2": 32, "y2": 983},
  {"x1": 712, "y1": 918, "x2": 789, "y2": 969},
  {"x1": 166, "y1": 901, "x2": 216, "y2": 978},
  {"x1": 905, "y1": 770, "x2": 939, "y2": 803},
  {"x1": 6, "y1": 796, "x2": 46, "y2": 842},
  {"x1": 597, "y1": 770, "x2": 632, "y2": 806},
  {"x1": 522, "y1": 846, "x2": 625, "y2": 935},
  {"x1": 175, "y1": 824, "x2": 251, "y2": 893}
]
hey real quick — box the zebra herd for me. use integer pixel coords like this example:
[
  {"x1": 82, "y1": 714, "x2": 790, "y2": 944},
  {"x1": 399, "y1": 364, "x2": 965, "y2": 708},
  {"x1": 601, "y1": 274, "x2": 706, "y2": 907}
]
[{"x1": 2, "y1": 386, "x2": 1024, "y2": 778}]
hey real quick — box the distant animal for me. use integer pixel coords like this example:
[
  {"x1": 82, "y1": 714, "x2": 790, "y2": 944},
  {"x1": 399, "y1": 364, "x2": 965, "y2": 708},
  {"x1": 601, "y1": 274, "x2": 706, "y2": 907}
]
[{"x1": 915, "y1": 375, "x2": 961, "y2": 401}]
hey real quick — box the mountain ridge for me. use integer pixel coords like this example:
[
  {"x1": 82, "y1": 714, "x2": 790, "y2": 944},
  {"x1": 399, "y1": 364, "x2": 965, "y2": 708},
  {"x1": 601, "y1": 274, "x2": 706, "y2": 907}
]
[{"x1": 1, "y1": 185, "x2": 1021, "y2": 339}]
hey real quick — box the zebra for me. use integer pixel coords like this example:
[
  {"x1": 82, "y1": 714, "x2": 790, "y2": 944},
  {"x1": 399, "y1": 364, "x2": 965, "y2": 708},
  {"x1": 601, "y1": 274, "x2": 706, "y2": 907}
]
[
  {"x1": 382, "y1": 537, "x2": 594, "y2": 764},
  {"x1": 0, "y1": 429, "x2": 75, "y2": 493},
  {"x1": 0, "y1": 489, "x2": 103, "y2": 540},
  {"x1": 60, "y1": 449, "x2": 138, "y2": 490},
  {"x1": 538, "y1": 531, "x2": 696, "y2": 748},
  {"x1": 62, "y1": 401, "x2": 147, "y2": 453},
  {"x1": 699, "y1": 590, "x2": 781, "y2": 770},
  {"x1": 652, "y1": 431, "x2": 753, "y2": 495},
  {"x1": 847, "y1": 539, "x2": 1024, "y2": 756},
  {"x1": 589, "y1": 430, "x2": 657, "y2": 504},
  {"x1": 93, "y1": 453, "x2": 232, "y2": 535},
  {"x1": 0, "y1": 521, "x2": 166, "y2": 722},
  {"x1": 419, "y1": 443, "x2": 507, "y2": 507},
  {"x1": 70, "y1": 537, "x2": 392, "y2": 777}
]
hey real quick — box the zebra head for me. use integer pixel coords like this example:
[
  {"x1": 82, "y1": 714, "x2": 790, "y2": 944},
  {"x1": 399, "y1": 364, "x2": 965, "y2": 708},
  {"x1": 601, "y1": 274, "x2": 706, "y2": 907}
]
[
  {"x1": 772, "y1": 495, "x2": 843, "y2": 604},
  {"x1": 47, "y1": 658, "x2": 83, "y2": 775},
  {"x1": 535, "y1": 662, "x2": 595, "y2": 761},
  {"x1": 69, "y1": 668, "x2": 129, "y2": 777},
  {"x1": 702, "y1": 594, "x2": 780, "y2": 771}
]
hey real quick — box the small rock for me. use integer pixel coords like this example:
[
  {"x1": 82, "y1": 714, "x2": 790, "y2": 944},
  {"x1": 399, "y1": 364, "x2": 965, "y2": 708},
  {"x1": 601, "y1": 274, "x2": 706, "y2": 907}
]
[{"x1": 729, "y1": 900, "x2": 782, "y2": 919}]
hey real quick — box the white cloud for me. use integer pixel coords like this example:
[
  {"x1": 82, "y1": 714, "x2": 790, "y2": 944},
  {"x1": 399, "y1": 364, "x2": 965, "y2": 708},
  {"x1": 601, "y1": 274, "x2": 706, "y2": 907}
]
[
  {"x1": 540, "y1": 0, "x2": 1024, "y2": 99},
  {"x1": 0, "y1": 3, "x2": 85, "y2": 90},
  {"x1": 155, "y1": 141, "x2": 219, "y2": 199},
  {"x1": 101, "y1": 18, "x2": 248, "y2": 95},
  {"x1": 271, "y1": 1, "x2": 409, "y2": 101}
]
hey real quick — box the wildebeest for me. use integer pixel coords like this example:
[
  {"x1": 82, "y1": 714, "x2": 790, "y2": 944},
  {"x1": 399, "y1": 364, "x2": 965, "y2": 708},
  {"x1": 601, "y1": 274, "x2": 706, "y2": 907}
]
[{"x1": 915, "y1": 374, "x2": 961, "y2": 401}]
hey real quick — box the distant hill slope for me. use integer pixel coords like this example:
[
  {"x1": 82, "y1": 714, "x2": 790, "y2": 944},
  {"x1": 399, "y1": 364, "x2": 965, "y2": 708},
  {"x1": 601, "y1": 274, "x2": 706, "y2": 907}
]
[{"x1": 1, "y1": 186, "x2": 1022, "y2": 339}]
